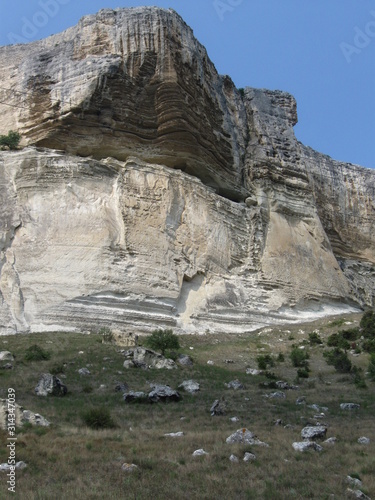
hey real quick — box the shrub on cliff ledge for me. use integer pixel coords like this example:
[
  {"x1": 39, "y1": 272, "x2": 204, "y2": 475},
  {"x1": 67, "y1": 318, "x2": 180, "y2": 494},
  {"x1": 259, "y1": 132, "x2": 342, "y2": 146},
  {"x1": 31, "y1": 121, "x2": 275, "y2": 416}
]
[
  {"x1": 0, "y1": 130, "x2": 21, "y2": 150},
  {"x1": 144, "y1": 329, "x2": 180, "y2": 356}
]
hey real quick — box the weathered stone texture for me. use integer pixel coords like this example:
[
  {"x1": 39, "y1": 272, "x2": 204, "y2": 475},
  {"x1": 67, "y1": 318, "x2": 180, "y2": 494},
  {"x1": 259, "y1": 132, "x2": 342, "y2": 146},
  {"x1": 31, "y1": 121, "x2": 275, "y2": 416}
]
[{"x1": 0, "y1": 7, "x2": 374, "y2": 335}]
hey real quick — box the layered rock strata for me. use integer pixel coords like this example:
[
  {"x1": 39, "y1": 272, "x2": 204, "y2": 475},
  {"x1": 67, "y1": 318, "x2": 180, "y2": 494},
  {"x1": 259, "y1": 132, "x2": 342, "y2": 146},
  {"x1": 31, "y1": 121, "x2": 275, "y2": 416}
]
[{"x1": 0, "y1": 7, "x2": 374, "y2": 335}]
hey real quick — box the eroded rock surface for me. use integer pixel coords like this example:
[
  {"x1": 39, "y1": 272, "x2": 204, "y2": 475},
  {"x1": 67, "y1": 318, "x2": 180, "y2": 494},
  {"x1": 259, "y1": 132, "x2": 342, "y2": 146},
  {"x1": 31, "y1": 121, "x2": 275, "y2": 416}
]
[{"x1": 0, "y1": 7, "x2": 374, "y2": 335}]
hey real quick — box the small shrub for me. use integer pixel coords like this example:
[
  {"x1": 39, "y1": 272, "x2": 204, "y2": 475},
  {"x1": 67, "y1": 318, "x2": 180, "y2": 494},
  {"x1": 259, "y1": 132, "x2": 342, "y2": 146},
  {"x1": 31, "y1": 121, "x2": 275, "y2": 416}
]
[
  {"x1": 297, "y1": 368, "x2": 310, "y2": 379},
  {"x1": 50, "y1": 363, "x2": 65, "y2": 375},
  {"x1": 24, "y1": 344, "x2": 51, "y2": 362},
  {"x1": 323, "y1": 348, "x2": 352, "y2": 373},
  {"x1": 264, "y1": 371, "x2": 277, "y2": 380},
  {"x1": 352, "y1": 367, "x2": 367, "y2": 389},
  {"x1": 277, "y1": 353, "x2": 285, "y2": 362},
  {"x1": 144, "y1": 329, "x2": 180, "y2": 356},
  {"x1": 290, "y1": 348, "x2": 309, "y2": 368},
  {"x1": 256, "y1": 354, "x2": 275, "y2": 370},
  {"x1": 362, "y1": 339, "x2": 375, "y2": 353},
  {"x1": 82, "y1": 384, "x2": 94, "y2": 394},
  {"x1": 0, "y1": 130, "x2": 21, "y2": 150},
  {"x1": 309, "y1": 332, "x2": 323, "y2": 345},
  {"x1": 99, "y1": 327, "x2": 114, "y2": 343},
  {"x1": 368, "y1": 353, "x2": 375, "y2": 381},
  {"x1": 81, "y1": 407, "x2": 116, "y2": 429},
  {"x1": 360, "y1": 310, "x2": 375, "y2": 339},
  {"x1": 327, "y1": 318, "x2": 346, "y2": 328}
]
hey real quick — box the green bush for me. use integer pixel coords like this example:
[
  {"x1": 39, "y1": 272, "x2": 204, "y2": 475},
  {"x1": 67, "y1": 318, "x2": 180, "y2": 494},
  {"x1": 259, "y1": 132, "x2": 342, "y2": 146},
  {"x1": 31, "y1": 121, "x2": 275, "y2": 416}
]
[
  {"x1": 308, "y1": 332, "x2": 323, "y2": 345},
  {"x1": 297, "y1": 367, "x2": 310, "y2": 379},
  {"x1": 24, "y1": 344, "x2": 51, "y2": 362},
  {"x1": 0, "y1": 130, "x2": 21, "y2": 150},
  {"x1": 81, "y1": 407, "x2": 116, "y2": 429},
  {"x1": 323, "y1": 348, "x2": 352, "y2": 373},
  {"x1": 352, "y1": 367, "x2": 367, "y2": 389},
  {"x1": 277, "y1": 353, "x2": 285, "y2": 362},
  {"x1": 256, "y1": 354, "x2": 275, "y2": 370},
  {"x1": 368, "y1": 353, "x2": 375, "y2": 381},
  {"x1": 340, "y1": 328, "x2": 360, "y2": 341},
  {"x1": 327, "y1": 333, "x2": 350, "y2": 350},
  {"x1": 290, "y1": 347, "x2": 309, "y2": 368},
  {"x1": 363, "y1": 339, "x2": 375, "y2": 354},
  {"x1": 144, "y1": 329, "x2": 180, "y2": 356},
  {"x1": 360, "y1": 310, "x2": 375, "y2": 339}
]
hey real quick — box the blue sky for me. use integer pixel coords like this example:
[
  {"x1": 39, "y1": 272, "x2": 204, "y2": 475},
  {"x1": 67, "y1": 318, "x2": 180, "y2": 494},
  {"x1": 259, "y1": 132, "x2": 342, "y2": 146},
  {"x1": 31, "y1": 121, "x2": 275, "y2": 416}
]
[{"x1": 0, "y1": 0, "x2": 374, "y2": 169}]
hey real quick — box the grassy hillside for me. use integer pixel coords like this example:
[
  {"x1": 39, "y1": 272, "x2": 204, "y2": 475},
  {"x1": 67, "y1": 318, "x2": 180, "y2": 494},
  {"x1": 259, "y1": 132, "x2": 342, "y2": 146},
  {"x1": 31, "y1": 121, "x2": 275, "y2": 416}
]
[{"x1": 0, "y1": 313, "x2": 374, "y2": 499}]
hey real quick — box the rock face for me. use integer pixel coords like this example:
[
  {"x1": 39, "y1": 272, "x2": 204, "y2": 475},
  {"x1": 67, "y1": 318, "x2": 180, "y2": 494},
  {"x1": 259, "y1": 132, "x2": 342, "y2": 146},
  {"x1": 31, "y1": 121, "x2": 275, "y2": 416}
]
[{"x1": 0, "y1": 7, "x2": 374, "y2": 335}]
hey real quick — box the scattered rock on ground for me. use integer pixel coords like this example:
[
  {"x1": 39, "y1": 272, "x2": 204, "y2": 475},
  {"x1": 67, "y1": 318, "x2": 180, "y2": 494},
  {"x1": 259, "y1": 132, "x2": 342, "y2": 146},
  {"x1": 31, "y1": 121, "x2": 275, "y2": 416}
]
[
  {"x1": 268, "y1": 391, "x2": 286, "y2": 399},
  {"x1": 358, "y1": 437, "x2": 370, "y2": 445},
  {"x1": 35, "y1": 373, "x2": 67, "y2": 397},
  {"x1": 164, "y1": 432, "x2": 184, "y2": 437},
  {"x1": 121, "y1": 463, "x2": 138, "y2": 473},
  {"x1": 324, "y1": 437, "x2": 337, "y2": 445},
  {"x1": 123, "y1": 391, "x2": 147, "y2": 403},
  {"x1": 0, "y1": 461, "x2": 27, "y2": 472},
  {"x1": 226, "y1": 428, "x2": 268, "y2": 447},
  {"x1": 243, "y1": 452, "x2": 257, "y2": 462},
  {"x1": 225, "y1": 380, "x2": 244, "y2": 390},
  {"x1": 292, "y1": 441, "x2": 323, "y2": 452},
  {"x1": 347, "y1": 476, "x2": 363, "y2": 488},
  {"x1": 276, "y1": 381, "x2": 298, "y2": 390},
  {"x1": 148, "y1": 385, "x2": 181, "y2": 403},
  {"x1": 207, "y1": 360, "x2": 214, "y2": 365},
  {"x1": 177, "y1": 354, "x2": 193, "y2": 366},
  {"x1": 296, "y1": 396, "x2": 306, "y2": 405},
  {"x1": 0, "y1": 351, "x2": 14, "y2": 362},
  {"x1": 22, "y1": 410, "x2": 50, "y2": 427},
  {"x1": 192, "y1": 449, "x2": 208, "y2": 456},
  {"x1": 115, "y1": 382, "x2": 129, "y2": 393},
  {"x1": 301, "y1": 426, "x2": 327, "y2": 440},
  {"x1": 210, "y1": 398, "x2": 226, "y2": 416},
  {"x1": 123, "y1": 347, "x2": 177, "y2": 370},
  {"x1": 246, "y1": 368, "x2": 262, "y2": 376},
  {"x1": 340, "y1": 403, "x2": 360, "y2": 410},
  {"x1": 78, "y1": 367, "x2": 91, "y2": 375},
  {"x1": 229, "y1": 454, "x2": 239, "y2": 463},
  {"x1": 346, "y1": 489, "x2": 371, "y2": 499},
  {"x1": 178, "y1": 380, "x2": 200, "y2": 394}
]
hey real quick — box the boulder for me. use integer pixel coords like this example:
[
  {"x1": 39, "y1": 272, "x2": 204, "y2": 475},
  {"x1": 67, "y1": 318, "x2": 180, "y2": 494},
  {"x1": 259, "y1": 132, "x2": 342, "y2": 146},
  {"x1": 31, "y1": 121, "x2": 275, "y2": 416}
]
[
  {"x1": 210, "y1": 399, "x2": 226, "y2": 416},
  {"x1": 243, "y1": 452, "x2": 257, "y2": 462},
  {"x1": 340, "y1": 403, "x2": 360, "y2": 410},
  {"x1": 357, "y1": 437, "x2": 370, "y2": 445},
  {"x1": 121, "y1": 463, "x2": 138, "y2": 473},
  {"x1": 192, "y1": 449, "x2": 208, "y2": 457},
  {"x1": 0, "y1": 351, "x2": 14, "y2": 362},
  {"x1": 177, "y1": 354, "x2": 193, "y2": 366},
  {"x1": 78, "y1": 368, "x2": 91, "y2": 375},
  {"x1": 178, "y1": 380, "x2": 200, "y2": 394},
  {"x1": 292, "y1": 441, "x2": 323, "y2": 452},
  {"x1": 225, "y1": 380, "x2": 244, "y2": 390},
  {"x1": 148, "y1": 385, "x2": 181, "y2": 403},
  {"x1": 226, "y1": 428, "x2": 268, "y2": 447},
  {"x1": 0, "y1": 399, "x2": 50, "y2": 429},
  {"x1": 35, "y1": 373, "x2": 67, "y2": 397},
  {"x1": 123, "y1": 391, "x2": 147, "y2": 403},
  {"x1": 229, "y1": 454, "x2": 239, "y2": 463},
  {"x1": 22, "y1": 410, "x2": 50, "y2": 427},
  {"x1": 246, "y1": 368, "x2": 262, "y2": 376},
  {"x1": 301, "y1": 426, "x2": 327, "y2": 441},
  {"x1": 125, "y1": 347, "x2": 177, "y2": 370}
]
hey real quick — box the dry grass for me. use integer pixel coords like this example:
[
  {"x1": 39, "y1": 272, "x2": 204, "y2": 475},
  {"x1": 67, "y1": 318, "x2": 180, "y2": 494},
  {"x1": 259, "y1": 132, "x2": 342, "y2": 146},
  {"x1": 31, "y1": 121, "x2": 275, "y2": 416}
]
[{"x1": 0, "y1": 312, "x2": 374, "y2": 499}]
